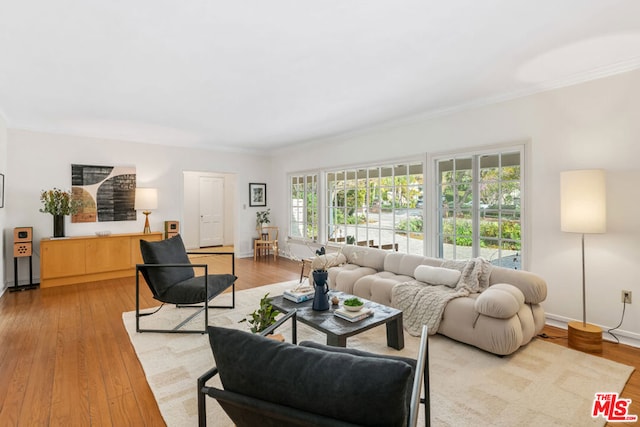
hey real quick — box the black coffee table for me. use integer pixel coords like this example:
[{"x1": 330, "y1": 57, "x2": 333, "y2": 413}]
[{"x1": 269, "y1": 292, "x2": 404, "y2": 349}]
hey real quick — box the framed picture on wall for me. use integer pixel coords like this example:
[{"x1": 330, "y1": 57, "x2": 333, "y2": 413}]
[
  {"x1": 0, "y1": 173, "x2": 4, "y2": 208},
  {"x1": 249, "y1": 183, "x2": 267, "y2": 207}
]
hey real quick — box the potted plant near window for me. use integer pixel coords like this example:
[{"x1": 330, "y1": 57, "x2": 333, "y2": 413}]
[
  {"x1": 256, "y1": 209, "x2": 271, "y2": 235},
  {"x1": 39, "y1": 188, "x2": 81, "y2": 238}
]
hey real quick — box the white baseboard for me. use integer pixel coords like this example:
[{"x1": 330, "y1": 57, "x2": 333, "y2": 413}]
[{"x1": 545, "y1": 313, "x2": 640, "y2": 349}]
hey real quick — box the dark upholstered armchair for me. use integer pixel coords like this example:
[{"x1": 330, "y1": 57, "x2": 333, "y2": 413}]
[
  {"x1": 135, "y1": 234, "x2": 236, "y2": 334},
  {"x1": 197, "y1": 320, "x2": 430, "y2": 427}
]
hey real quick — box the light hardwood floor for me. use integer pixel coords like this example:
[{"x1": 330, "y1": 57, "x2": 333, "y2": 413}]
[{"x1": 0, "y1": 255, "x2": 638, "y2": 426}]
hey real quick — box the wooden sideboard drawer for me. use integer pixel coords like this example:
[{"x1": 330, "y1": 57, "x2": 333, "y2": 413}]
[
  {"x1": 40, "y1": 240, "x2": 86, "y2": 279},
  {"x1": 85, "y1": 236, "x2": 131, "y2": 273}
]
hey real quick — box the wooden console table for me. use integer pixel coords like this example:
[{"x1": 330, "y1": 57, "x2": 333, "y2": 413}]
[{"x1": 40, "y1": 232, "x2": 163, "y2": 288}]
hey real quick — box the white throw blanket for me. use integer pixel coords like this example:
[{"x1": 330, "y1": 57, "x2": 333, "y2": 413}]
[{"x1": 392, "y1": 258, "x2": 493, "y2": 336}]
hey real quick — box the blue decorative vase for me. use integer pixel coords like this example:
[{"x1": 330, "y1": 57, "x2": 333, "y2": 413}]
[{"x1": 312, "y1": 270, "x2": 330, "y2": 311}]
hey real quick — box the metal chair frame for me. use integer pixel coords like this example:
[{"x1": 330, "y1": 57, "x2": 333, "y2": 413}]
[{"x1": 135, "y1": 251, "x2": 235, "y2": 334}]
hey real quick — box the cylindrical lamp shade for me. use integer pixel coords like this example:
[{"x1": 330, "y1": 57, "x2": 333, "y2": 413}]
[
  {"x1": 135, "y1": 188, "x2": 158, "y2": 211},
  {"x1": 560, "y1": 169, "x2": 606, "y2": 234}
]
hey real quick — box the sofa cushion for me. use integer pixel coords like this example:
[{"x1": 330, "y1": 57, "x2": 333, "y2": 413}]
[
  {"x1": 353, "y1": 272, "x2": 414, "y2": 306},
  {"x1": 329, "y1": 265, "x2": 378, "y2": 294},
  {"x1": 311, "y1": 253, "x2": 346, "y2": 271},
  {"x1": 474, "y1": 283, "x2": 525, "y2": 319},
  {"x1": 414, "y1": 264, "x2": 461, "y2": 287},
  {"x1": 208, "y1": 326, "x2": 413, "y2": 426},
  {"x1": 384, "y1": 253, "x2": 435, "y2": 276},
  {"x1": 341, "y1": 245, "x2": 387, "y2": 270}
]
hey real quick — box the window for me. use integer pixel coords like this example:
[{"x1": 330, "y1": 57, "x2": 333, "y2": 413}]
[
  {"x1": 434, "y1": 147, "x2": 523, "y2": 268},
  {"x1": 326, "y1": 162, "x2": 424, "y2": 254},
  {"x1": 289, "y1": 173, "x2": 318, "y2": 240},
  {"x1": 287, "y1": 148, "x2": 521, "y2": 262}
]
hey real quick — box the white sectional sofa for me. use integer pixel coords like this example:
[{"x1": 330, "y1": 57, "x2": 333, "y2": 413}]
[{"x1": 314, "y1": 245, "x2": 547, "y2": 356}]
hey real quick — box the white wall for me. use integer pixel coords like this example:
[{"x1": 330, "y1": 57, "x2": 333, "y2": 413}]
[
  {"x1": 3, "y1": 130, "x2": 271, "y2": 288},
  {"x1": 271, "y1": 69, "x2": 640, "y2": 345},
  {"x1": 3, "y1": 69, "x2": 639, "y2": 345},
  {"x1": 0, "y1": 114, "x2": 7, "y2": 297}
]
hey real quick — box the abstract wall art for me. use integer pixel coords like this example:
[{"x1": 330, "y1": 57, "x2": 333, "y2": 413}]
[{"x1": 71, "y1": 164, "x2": 137, "y2": 223}]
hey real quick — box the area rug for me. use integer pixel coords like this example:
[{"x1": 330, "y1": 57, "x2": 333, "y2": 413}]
[{"x1": 123, "y1": 281, "x2": 634, "y2": 427}]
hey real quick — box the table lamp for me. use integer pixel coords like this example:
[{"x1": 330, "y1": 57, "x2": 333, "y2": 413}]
[
  {"x1": 135, "y1": 188, "x2": 158, "y2": 234},
  {"x1": 560, "y1": 169, "x2": 606, "y2": 353}
]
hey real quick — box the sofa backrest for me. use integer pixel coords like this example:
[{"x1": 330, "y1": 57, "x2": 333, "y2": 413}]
[
  {"x1": 384, "y1": 253, "x2": 443, "y2": 276},
  {"x1": 332, "y1": 245, "x2": 547, "y2": 305},
  {"x1": 341, "y1": 245, "x2": 387, "y2": 271}
]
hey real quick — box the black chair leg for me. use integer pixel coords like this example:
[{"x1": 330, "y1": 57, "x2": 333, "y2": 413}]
[
  {"x1": 197, "y1": 367, "x2": 218, "y2": 427},
  {"x1": 136, "y1": 265, "x2": 211, "y2": 334},
  {"x1": 136, "y1": 272, "x2": 140, "y2": 332},
  {"x1": 423, "y1": 348, "x2": 430, "y2": 427},
  {"x1": 206, "y1": 283, "x2": 235, "y2": 309}
]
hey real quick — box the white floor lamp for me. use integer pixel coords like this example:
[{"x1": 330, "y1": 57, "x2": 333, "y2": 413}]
[{"x1": 560, "y1": 169, "x2": 606, "y2": 354}]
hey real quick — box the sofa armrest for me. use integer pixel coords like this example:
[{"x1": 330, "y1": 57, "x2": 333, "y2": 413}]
[
  {"x1": 489, "y1": 267, "x2": 547, "y2": 304},
  {"x1": 474, "y1": 284, "x2": 525, "y2": 319}
]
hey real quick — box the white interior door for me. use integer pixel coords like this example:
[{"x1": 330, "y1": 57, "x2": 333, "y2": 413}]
[{"x1": 199, "y1": 177, "x2": 224, "y2": 247}]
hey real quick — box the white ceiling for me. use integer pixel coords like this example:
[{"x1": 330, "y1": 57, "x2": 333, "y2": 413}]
[{"x1": 1, "y1": 1, "x2": 640, "y2": 153}]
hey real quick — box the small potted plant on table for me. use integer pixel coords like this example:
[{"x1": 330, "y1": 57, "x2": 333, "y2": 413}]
[{"x1": 240, "y1": 294, "x2": 282, "y2": 339}]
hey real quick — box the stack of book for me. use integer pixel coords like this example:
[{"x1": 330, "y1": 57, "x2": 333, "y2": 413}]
[
  {"x1": 334, "y1": 307, "x2": 374, "y2": 322},
  {"x1": 283, "y1": 286, "x2": 315, "y2": 303}
]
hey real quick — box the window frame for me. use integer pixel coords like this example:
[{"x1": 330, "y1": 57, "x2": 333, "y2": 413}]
[
  {"x1": 426, "y1": 142, "x2": 528, "y2": 269},
  {"x1": 287, "y1": 157, "x2": 425, "y2": 255},
  {"x1": 324, "y1": 161, "x2": 424, "y2": 254},
  {"x1": 288, "y1": 172, "x2": 320, "y2": 241},
  {"x1": 286, "y1": 143, "x2": 527, "y2": 266}
]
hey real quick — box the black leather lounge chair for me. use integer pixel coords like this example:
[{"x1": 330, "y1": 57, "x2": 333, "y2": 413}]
[
  {"x1": 135, "y1": 234, "x2": 236, "y2": 333},
  {"x1": 197, "y1": 320, "x2": 430, "y2": 427}
]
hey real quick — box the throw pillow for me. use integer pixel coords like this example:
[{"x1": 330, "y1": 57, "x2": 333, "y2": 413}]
[{"x1": 414, "y1": 264, "x2": 461, "y2": 287}]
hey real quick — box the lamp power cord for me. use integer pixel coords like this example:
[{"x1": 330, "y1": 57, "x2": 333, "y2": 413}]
[{"x1": 605, "y1": 300, "x2": 627, "y2": 344}]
